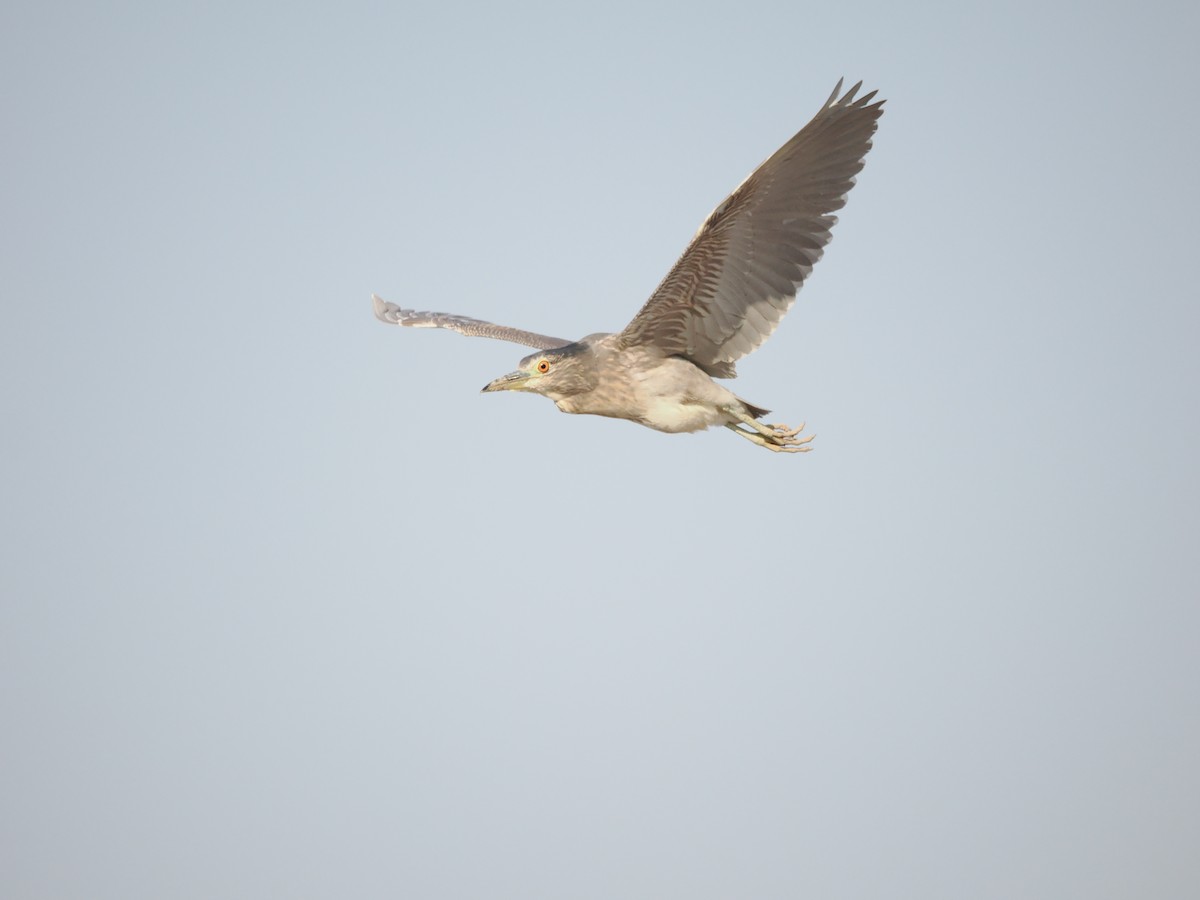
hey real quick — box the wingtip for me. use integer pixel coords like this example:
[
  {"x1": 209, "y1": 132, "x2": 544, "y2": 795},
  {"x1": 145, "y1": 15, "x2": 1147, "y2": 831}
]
[
  {"x1": 372, "y1": 293, "x2": 398, "y2": 324},
  {"x1": 827, "y1": 78, "x2": 886, "y2": 113},
  {"x1": 826, "y1": 77, "x2": 845, "y2": 107}
]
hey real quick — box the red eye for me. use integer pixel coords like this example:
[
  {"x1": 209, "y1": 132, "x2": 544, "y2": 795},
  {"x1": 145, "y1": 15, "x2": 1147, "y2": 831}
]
[{"x1": 537, "y1": 360, "x2": 550, "y2": 374}]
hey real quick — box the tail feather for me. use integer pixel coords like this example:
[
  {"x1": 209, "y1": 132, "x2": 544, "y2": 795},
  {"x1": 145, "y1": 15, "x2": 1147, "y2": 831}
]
[{"x1": 738, "y1": 397, "x2": 771, "y2": 419}]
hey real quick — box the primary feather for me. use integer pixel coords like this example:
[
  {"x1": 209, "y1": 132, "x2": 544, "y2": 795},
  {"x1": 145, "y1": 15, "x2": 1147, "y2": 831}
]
[
  {"x1": 372, "y1": 294, "x2": 569, "y2": 351},
  {"x1": 615, "y1": 79, "x2": 884, "y2": 378}
]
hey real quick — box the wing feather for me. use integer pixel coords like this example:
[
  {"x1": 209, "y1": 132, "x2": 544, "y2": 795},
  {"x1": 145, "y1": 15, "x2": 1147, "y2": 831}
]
[
  {"x1": 616, "y1": 80, "x2": 884, "y2": 376},
  {"x1": 372, "y1": 294, "x2": 569, "y2": 350}
]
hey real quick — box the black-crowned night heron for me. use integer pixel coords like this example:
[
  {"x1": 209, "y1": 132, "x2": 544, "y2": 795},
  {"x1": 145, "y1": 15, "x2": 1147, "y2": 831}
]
[{"x1": 374, "y1": 79, "x2": 884, "y2": 452}]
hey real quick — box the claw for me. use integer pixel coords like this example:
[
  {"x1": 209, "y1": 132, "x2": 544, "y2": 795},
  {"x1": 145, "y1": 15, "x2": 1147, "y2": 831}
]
[
  {"x1": 724, "y1": 409, "x2": 816, "y2": 453},
  {"x1": 764, "y1": 439, "x2": 813, "y2": 453},
  {"x1": 767, "y1": 421, "x2": 806, "y2": 439},
  {"x1": 764, "y1": 422, "x2": 814, "y2": 448}
]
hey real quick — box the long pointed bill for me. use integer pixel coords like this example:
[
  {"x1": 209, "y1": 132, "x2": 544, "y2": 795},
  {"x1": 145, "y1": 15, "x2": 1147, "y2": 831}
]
[{"x1": 481, "y1": 370, "x2": 532, "y2": 393}]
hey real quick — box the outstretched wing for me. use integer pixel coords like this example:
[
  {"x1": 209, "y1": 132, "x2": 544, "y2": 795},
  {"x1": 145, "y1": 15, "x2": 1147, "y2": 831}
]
[
  {"x1": 372, "y1": 294, "x2": 570, "y2": 350},
  {"x1": 616, "y1": 80, "x2": 884, "y2": 378}
]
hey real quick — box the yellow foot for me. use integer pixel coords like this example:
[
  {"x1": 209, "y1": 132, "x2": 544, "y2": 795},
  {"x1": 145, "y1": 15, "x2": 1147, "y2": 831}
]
[{"x1": 725, "y1": 421, "x2": 816, "y2": 453}]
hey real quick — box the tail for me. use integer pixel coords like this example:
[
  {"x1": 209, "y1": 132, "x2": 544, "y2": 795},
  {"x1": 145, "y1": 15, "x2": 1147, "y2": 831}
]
[{"x1": 737, "y1": 396, "x2": 771, "y2": 419}]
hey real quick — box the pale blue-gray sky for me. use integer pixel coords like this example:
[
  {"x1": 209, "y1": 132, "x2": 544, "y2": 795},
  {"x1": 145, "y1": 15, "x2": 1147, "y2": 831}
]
[{"x1": 2, "y1": 1, "x2": 1197, "y2": 898}]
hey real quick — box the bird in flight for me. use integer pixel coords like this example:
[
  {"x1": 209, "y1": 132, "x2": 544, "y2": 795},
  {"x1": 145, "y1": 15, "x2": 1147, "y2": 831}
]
[{"x1": 374, "y1": 79, "x2": 884, "y2": 452}]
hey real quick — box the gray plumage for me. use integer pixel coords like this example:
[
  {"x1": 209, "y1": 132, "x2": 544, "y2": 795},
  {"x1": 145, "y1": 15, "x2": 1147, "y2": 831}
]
[
  {"x1": 371, "y1": 298, "x2": 570, "y2": 351},
  {"x1": 373, "y1": 79, "x2": 884, "y2": 452}
]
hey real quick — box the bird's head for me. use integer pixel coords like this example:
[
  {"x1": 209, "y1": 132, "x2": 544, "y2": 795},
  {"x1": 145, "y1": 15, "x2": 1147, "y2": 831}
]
[{"x1": 481, "y1": 342, "x2": 597, "y2": 403}]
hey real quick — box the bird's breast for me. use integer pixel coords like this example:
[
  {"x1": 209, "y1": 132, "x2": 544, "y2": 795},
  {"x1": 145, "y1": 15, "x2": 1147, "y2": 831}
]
[{"x1": 552, "y1": 354, "x2": 739, "y2": 435}]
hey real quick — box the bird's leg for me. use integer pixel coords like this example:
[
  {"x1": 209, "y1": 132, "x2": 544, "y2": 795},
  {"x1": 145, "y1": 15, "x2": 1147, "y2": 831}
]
[
  {"x1": 724, "y1": 409, "x2": 815, "y2": 452},
  {"x1": 724, "y1": 424, "x2": 814, "y2": 453}
]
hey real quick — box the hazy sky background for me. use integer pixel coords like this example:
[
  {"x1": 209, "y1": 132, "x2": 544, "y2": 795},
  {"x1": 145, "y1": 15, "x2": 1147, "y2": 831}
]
[{"x1": 2, "y1": 1, "x2": 1197, "y2": 898}]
